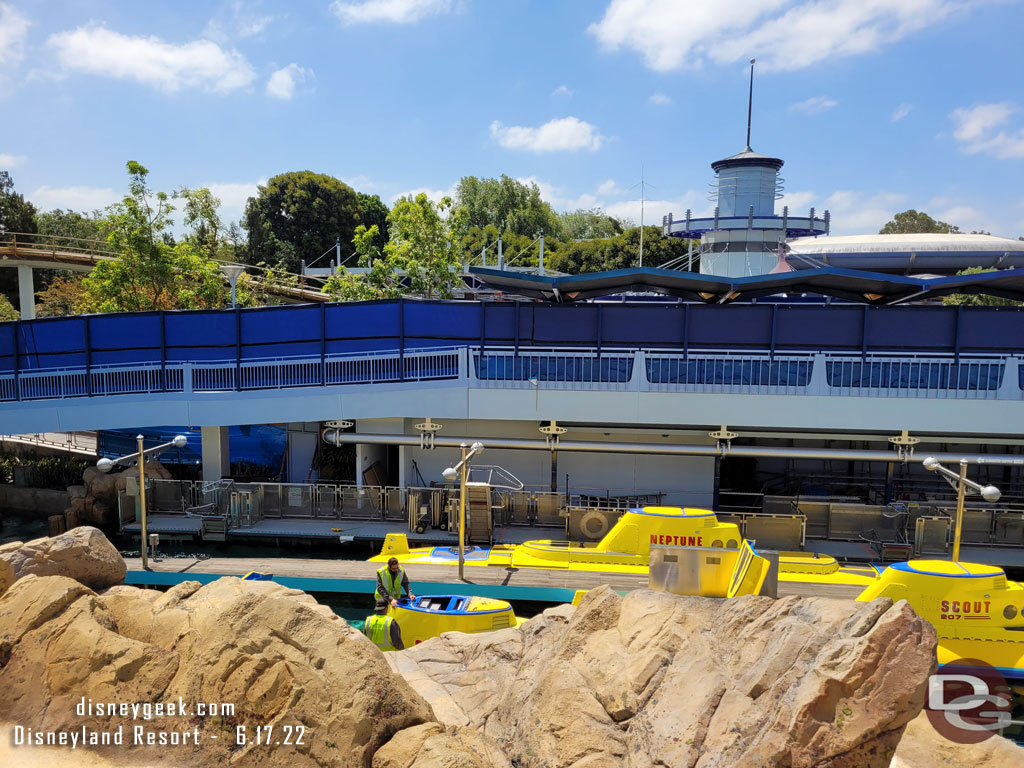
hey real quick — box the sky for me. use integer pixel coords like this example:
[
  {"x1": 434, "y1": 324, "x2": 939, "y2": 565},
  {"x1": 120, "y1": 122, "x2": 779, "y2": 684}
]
[{"x1": 2, "y1": 0, "x2": 1024, "y2": 239}]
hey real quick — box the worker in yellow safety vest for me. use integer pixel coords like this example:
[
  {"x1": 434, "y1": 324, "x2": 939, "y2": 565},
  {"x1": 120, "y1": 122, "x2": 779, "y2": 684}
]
[
  {"x1": 363, "y1": 600, "x2": 404, "y2": 651},
  {"x1": 376, "y1": 557, "x2": 415, "y2": 607}
]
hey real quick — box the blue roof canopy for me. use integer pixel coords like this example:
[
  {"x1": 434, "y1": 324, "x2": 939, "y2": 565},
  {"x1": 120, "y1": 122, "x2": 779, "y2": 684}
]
[{"x1": 468, "y1": 266, "x2": 1024, "y2": 305}]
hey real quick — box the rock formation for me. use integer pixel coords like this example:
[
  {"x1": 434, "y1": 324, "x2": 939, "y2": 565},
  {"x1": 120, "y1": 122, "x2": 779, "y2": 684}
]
[
  {"x1": 0, "y1": 525, "x2": 126, "y2": 595},
  {"x1": 0, "y1": 574, "x2": 437, "y2": 767},
  {"x1": 388, "y1": 586, "x2": 940, "y2": 768},
  {"x1": 75, "y1": 460, "x2": 172, "y2": 526},
  {"x1": 890, "y1": 710, "x2": 1024, "y2": 768},
  {"x1": 3, "y1": 527, "x2": 1021, "y2": 767}
]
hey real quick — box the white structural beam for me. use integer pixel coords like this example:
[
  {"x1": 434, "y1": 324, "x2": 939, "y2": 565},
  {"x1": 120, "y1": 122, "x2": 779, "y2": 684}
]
[
  {"x1": 17, "y1": 265, "x2": 34, "y2": 320},
  {"x1": 200, "y1": 425, "x2": 230, "y2": 481}
]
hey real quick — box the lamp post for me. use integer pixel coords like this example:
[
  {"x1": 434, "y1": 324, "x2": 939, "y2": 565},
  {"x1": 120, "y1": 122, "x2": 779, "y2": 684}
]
[
  {"x1": 221, "y1": 264, "x2": 246, "y2": 308},
  {"x1": 98, "y1": 434, "x2": 187, "y2": 570},
  {"x1": 922, "y1": 456, "x2": 1000, "y2": 561},
  {"x1": 442, "y1": 440, "x2": 485, "y2": 580}
]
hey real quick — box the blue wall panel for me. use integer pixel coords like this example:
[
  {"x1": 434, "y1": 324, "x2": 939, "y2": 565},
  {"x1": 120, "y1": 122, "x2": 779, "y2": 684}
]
[
  {"x1": 867, "y1": 307, "x2": 956, "y2": 350},
  {"x1": 5, "y1": 301, "x2": 1024, "y2": 376},
  {"x1": 689, "y1": 306, "x2": 773, "y2": 347},
  {"x1": 165, "y1": 311, "x2": 236, "y2": 356},
  {"x1": 960, "y1": 309, "x2": 1024, "y2": 352},
  {"x1": 601, "y1": 306, "x2": 681, "y2": 346},
  {"x1": 775, "y1": 306, "x2": 862, "y2": 350}
]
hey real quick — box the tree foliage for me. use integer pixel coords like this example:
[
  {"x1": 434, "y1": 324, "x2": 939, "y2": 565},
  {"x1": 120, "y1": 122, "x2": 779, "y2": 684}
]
[
  {"x1": 941, "y1": 266, "x2": 1022, "y2": 307},
  {"x1": 36, "y1": 275, "x2": 88, "y2": 317},
  {"x1": 176, "y1": 186, "x2": 222, "y2": 259},
  {"x1": 35, "y1": 209, "x2": 109, "y2": 249},
  {"x1": 80, "y1": 162, "x2": 227, "y2": 313},
  {"x1": 0, "y1": 171, "x2": 38, "y2": 236},
  {"x1": 558, "y1": 208, "x2": 626, "y2": 241},
  {"x1": 243, "y1": 171, "x2": 361, "y2": 272},
  {"x1": 456, "y1": 175, "x2": 559, "y2": 238},
  {"x1": 879, "y1": 210, "x2": 960, "y2": 235},
  {"x1": 547, "y1": 227, "x2": 693, "y2": 274},
  {"x1": 356, "y1": 192, "x2": 389, "y2": 249},
  {"x1": 0, "y1": 293, "x2": 18, "y2": 322},
  {"x1": 324, "y1": 194, "x2": 468, "y2": 301}
]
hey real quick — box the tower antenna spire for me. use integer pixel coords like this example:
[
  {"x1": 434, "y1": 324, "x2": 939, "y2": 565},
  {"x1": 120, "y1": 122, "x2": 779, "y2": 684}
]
[{"x1": 745, "y1": 58, "x2": 755, "y2": 151}]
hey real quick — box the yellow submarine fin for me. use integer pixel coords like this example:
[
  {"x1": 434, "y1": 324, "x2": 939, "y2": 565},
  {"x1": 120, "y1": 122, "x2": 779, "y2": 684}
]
[{"x1": 381, "y1": 533, "x2": 410, "y2": 556}]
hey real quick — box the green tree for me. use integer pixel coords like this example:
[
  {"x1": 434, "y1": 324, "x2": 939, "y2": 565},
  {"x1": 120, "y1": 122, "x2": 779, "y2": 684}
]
[
  {"x1": 323, "y1": 224, "x2": 405, "y2": 301},
  {"x1": 879, "y1": 209, "x2": 960, "y2": 234},
  {"x1": 176, "y1": 186, "x2": 222, "y2": 260},
  {"x1": 356, "y1": 192, "x2": 390, "y2": 250},
  {"x1": 324, "y1": 194, "x2": 468, "y2": 300},
  {"x1": 941, "y1": 266, "x2": 1022, "y2": 307},
  {"x1": 81, "y1": 162, "x2": 226, "y2": 313},
  {"x1": 243, "y1": 171, "x2": 361, "y2": 272},
  {"x1": 455, "y1": 175, "x2": 560, "y2": 238},
  {"x1": 559, "y1": 208, "x2": 626, "y2": 240},
  {"x1": 460, "y1": 226, "x2": 556, "y2": 269},
  {"x1": 547, "y1": 226, "x2": 692, "y2": 274},
  {"x1": 35, "y1": 209, "x2": 109, "y2": 249},
  {"x1": 0, "y1": 293, "x2": 18, "y2": 321},
  {"x1": 0, "y1": 171, "x2": 38, "y2": 236},
  {"x1": 35, "y1": 275, "x2": 88, "y2": 317}
]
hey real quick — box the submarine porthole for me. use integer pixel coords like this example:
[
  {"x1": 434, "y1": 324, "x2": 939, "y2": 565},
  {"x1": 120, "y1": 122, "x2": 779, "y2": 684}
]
[
  {"x1": 726, "y1": 539, "x2": 738, "y2": 549},
  {"x1": 712, "y1": 540, "x2": 723, "y2": 548},
  {"x1": 1005, "y1": 605, "x2": 1018, "y2": 620}
]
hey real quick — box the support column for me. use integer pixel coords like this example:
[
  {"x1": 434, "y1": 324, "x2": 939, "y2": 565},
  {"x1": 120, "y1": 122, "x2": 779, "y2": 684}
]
[
  {"x1": 17, "y1": 265, "x2": 35, "y2": 320},
  {"x1": 201, "y1": 426, "x2": 230, "y2": 482}
]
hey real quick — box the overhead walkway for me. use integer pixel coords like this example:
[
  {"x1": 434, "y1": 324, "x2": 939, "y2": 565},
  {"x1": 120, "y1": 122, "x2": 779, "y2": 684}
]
[{"x1": 2, "y1": 299, "x2": 1024, "y2": 436}]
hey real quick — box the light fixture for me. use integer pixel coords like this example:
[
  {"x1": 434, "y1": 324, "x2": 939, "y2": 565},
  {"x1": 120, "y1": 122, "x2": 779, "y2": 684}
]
[{"x1": 221, "y1": 264, "x2": 246, "y2": 308}]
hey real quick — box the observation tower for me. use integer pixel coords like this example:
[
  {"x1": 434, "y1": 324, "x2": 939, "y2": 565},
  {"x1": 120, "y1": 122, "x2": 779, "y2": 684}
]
[{"x1": 663, "y1": 60, "x2": 829, "y2": 277}]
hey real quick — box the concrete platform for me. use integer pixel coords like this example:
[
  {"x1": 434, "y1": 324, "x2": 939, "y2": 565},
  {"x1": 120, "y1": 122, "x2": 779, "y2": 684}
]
[
  {"x1": 123, "y1": 556, "x2": 864, "y2": 602},
  {"x1": 123, "y1": 516, "x2": 561, "y2": 545}
]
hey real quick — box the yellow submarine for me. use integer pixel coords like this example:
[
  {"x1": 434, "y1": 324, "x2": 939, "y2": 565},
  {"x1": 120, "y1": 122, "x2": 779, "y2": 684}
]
[
  {"x1": 370, "y1": 506, "x2": 878, "y2": 588},
  {"x1": 856, "y1": 559, "x2": 1024, "y2": 679},
  {"x1": 382, "y1": 594, "x2": 526, "y2": 647}
]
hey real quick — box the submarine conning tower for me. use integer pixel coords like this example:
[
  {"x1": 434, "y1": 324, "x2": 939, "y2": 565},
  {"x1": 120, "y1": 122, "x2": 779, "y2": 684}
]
[{"x1": 663, "y1": 59, "x2": 829, "y2": 277}]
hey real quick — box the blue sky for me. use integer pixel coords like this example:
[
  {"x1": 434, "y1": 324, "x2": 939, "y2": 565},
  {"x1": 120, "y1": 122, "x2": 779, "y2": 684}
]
[{"x1": 2, "y1": 0, "x2": 1023, "y2": 238}]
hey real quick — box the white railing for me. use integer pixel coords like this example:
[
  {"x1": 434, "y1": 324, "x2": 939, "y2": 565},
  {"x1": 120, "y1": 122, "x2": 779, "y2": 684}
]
[
  {"x1": 645, "y1": 350, "x2": 815, "y2": 396},
  {"x1": 824, "y1": 352, "x2": 1009, "y2": 400},
  {"x1": 0, "y1": 346, "x2": 1019, "y2": 402},
  {"x1": 471, "y1": 346, "x2": 635, "y2": 391}
]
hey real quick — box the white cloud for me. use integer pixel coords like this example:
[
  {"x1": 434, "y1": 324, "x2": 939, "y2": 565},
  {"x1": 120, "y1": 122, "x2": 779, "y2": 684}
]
[
  {"x1": 30, "y1": 185, "x2": 119, "y2": 212},
  {"x1": 331, "y1": 0, "x2": 452, "y2": 25},
  {"x1": 266, "y1": 63, "x2": 311, "y2": 100},
  {"x1": 598, "y1": 179, "x2": 622, "y2": 195},
  {"x1": 389, "y1": 184, "x2": 457, "y2": 204},
  {"x1": 816, "y1": 190, "x2": 908, "y2": 234},
  {"x1": 0, "y1": 153, "x2": 27, "y2": 168},
  {"x1": 552, "y1": 84, "x2": 575, "y2": 97},
  {"x1": 205, "y1": 178, "x2": 266, "y2": 223},
  {"x1": 790, "y1": 95, "x2": 837, "y2": 114},
  {"x1": 588, "y1": 0, "x2": 975, "y2": 72},
  {"x1": 605, "y1": 191, "x2": 711, "y2": 229},
  {"x1": 47, "y1": 25, "x2": 256, "y2": 93},
  {"x1": 950, "y1": 102, "x2": 1024, "y2": 159},
  {"x1": 203, "y1": 1, "x2": 273, "y2": 43},
  {"x1": 515, "y1": 176, "x2": 564, "y2": 206},
  {"x1": 649, "y1": 92, "x2": 671, "y2": 105},
  {"x1": 0, "y1": 3, "x2": 30, "y2": 69},
  {"x1": 891, "y1": 102, "x2": 912, "y2": 121},
  {"x1": 490, "y1": 117, "x2": 603, "y2": 153}
]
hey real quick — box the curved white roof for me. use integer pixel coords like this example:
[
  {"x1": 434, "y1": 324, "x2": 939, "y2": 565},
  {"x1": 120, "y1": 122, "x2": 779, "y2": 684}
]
[{"x1": 788, "y1": 233, "x2": 1024, "y2": 255}]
